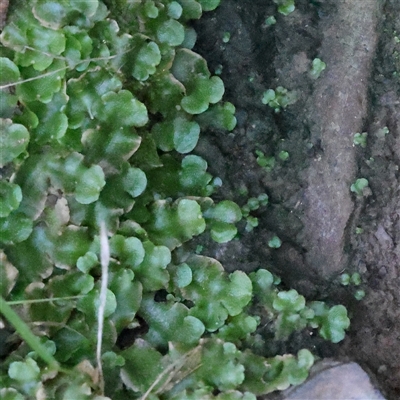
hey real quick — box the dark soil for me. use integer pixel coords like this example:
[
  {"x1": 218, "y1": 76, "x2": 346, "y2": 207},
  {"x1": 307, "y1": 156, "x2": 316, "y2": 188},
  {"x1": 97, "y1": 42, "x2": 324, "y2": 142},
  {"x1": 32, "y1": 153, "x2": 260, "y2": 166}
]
[{"x1": 192, "y1": 0, "x2": 400, "y2": 398}]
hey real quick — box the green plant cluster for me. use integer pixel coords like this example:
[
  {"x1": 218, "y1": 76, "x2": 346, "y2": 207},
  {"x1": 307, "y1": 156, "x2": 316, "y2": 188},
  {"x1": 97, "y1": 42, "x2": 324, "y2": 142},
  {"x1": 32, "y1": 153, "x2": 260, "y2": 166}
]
[
  {"x1": 249, "y1": 269, "x2": 350, "y2": 343},
  {"x1": 309, "y1": 58, "x2": 326, "y2": 80},
  {"x1": 350, "y1": 178, "x2": 370, "y2": 197},
  {"x1": 255, "y1": 149, "x2": 275, "y2": 171},
  {"x1": 273, "y1": 0, "x2": 295, "y2": 16},
  {"x1": 267, "y1": 236, "x2": 282, "y2": 249},
  {"x1": 0, "y1": 0, "x2": 350, "y2": 398},
  {"x1": 254, "y1": 149, "x2": 289, "y2": 173},
  {"x1": 241, "y1": 194, "x2": 269, "y2": 232},
  {"x1": 261, "y1": 86, "x2": 297, "y2": 113},
  {"x1": 263, "y1": 16, "x2": 277, "y2": 27},
  {"x1": 353, "y1": 132, "x2": 368, "y2": 148},
  {"x1": 375, "y1": 126, "x2": 389, "y2": 138},
  {"x1": 340, "y1": 272, "x2": 365, "y2": 301}
]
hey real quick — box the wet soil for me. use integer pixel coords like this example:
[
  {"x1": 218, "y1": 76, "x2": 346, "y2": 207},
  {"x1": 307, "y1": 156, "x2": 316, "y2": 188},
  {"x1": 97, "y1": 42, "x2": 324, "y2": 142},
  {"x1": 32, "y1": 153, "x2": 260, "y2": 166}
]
[{"x1": 192, "y1": 0, "x2": 400, "y2": 398}]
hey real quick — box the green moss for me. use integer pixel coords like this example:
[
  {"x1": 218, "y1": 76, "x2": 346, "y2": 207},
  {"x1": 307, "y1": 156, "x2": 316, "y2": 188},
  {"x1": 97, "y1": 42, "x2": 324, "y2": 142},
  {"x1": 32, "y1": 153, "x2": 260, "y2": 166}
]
[
  {"x1": 0, "y1": 119, "x2": 30, "y2": 166},
  {"x1": 0, "y1": 1, "x2": 350, "y2": 398}
]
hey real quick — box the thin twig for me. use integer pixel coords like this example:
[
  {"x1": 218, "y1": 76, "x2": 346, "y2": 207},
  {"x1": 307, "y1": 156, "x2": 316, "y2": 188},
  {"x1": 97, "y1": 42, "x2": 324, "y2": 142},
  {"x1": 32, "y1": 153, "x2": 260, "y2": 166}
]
[
  {"x1": 23, "y1": 45, "x2": 123, "y2": 64},
  {"x1": 0, "y1": 66, "x2": 70, "y2": 90},
  {"x1": 97, "y1": 221, "x2": 110, "y2": 395},
  {"x1": 6, "y1": 295, "x2": 84, "y2": 305},
  {"x1": 140, "y1": 345, "x2": 203, "y2": 400},
  {"x1": 0, "y1": 46, "x2": 133, "y2": 90},
  {"x1": 0, "y1": 295, "x2": 59, "y2": 369}
]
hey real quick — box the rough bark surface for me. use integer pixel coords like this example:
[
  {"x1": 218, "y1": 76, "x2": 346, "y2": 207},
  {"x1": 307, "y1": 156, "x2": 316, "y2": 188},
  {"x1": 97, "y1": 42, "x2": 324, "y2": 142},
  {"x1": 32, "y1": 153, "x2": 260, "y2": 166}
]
[
  {"x1": 297, "y1": 0, "x2": 382, "y2": 276},
  {"x1": 0, "y1": 0, "x2": 9, "y2": 30}
]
